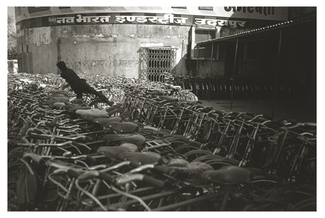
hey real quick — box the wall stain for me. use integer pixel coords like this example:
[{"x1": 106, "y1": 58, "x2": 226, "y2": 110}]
[
  {"x1": 57, "y1": 37, "x2": 61, "y2": 62},
  {"x1": 65, "y1": 57, "x2": 139, "y2": 71}
]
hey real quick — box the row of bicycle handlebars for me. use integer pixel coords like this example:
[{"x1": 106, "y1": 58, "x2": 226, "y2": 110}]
[{"x1": 8, "y1": 73, "x2": 316, "y2": 211}]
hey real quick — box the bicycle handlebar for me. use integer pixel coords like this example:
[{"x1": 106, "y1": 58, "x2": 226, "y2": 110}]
[
  {"x1": 76, "y1": 170, "x2": 164, "y2": 188},
  {"x1": 77, "y1": 170, "x2": 101, "y2": 183},
  {"x1": 97, "y1": 161, "x2": 132, "y2": 173},
  {"x1": 16, "y1": 140, "x2": 91, "y2": 151},
  {"x1": 67, "y1": 168, "x2": 85, "y2": 178},
  {"x1": 128, "y1": 164, "x2": 155, "y2": 174},
  {"x1": 301, "y1": 122, "x2": 317, "y2": 127},
  {"x1": 115, "y1": 174, "x2": 164, "y2": 188},
  {"x1": 153, "y1": 165, "x2": 174, "y2": 174},
  {"x1": 22, "y1": 152, "x2": 97, "y2": 163},
  {"x1": 17, "y1": 140, "x2": 75, "y2": 147},
  {"x1": 142, "y1": 175, "x2": 165, "y2": 188},
  {"x1": 98, "y1": 171, "x2": 116, "y2": 184},
  {"x1": 286, "y1": 122, "x2": 316, "y2": 130},
  {"x1": 29, "y1": 132, "x2": 93, "y2": 142},
  {"x1": 22, "y1": 152, "x2": 44, "y2": 164}
]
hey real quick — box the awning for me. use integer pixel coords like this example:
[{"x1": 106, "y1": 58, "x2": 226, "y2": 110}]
[
  {"x1": 196, "y1": 13, "x2": 316, "y2": 45},
  {"x1": 194, "y1": 12, "x2": 316, "y2": 120}
]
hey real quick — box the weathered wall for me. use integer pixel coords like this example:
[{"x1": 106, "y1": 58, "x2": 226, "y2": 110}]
[
  {"x1": 28, "y1": 27, "x2": 57, "y2": 74},
  {"x1": 8, "y1": 60, "x2": 18, "y2": 73},
  {"x1": 16, "y1": 7, "x2": 300, "y2": 79},
  {"x1": 196, "y1": 60, "x2": 226, "y2": 77},
  {"x1": 24, "y1": 24, "x2": 190, "y2": 78},
  {"x1": 194, "y1": 43, "x2": 227, "y2": 77}
]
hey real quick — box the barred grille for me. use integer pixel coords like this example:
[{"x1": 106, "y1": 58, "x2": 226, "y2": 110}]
[{"x1": 138, "y1": 47, "x2": 177, "y2": 82}]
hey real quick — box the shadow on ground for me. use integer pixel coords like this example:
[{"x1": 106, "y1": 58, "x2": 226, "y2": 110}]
[{"x1": 199, "y1": 99, "x2": 316, "y2": 123}]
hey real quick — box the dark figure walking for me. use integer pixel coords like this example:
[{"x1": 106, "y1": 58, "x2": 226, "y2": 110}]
[{"x1": 56, "y1": 61, "x2": 113, "y2": 106}]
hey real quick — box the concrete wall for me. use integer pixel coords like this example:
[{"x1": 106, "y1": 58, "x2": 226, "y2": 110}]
[
  {"x1": 16, "y1": 7, "x2": 300, "y2": 79},
  {"x1": 8, "y1": 60, "x2": 18, "y2": 73},
  {"x1": 194, "y1": 48, "x2": 226, "y2": 78},
  {"x1": 196, "y1": 60, "x2": 225, "y2": 77},
  {"x1": 21, "y1": 24, "x2": 190, "y2": 78}
]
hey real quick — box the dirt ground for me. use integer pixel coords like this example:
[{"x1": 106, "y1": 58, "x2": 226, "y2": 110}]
[{"x1": 199, "y1": 98, "x2": 316, "y2": 123}]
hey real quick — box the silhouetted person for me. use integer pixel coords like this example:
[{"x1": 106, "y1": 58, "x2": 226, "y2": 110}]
[{"x1": 56, "y1": 61, "x2": 113, "y2": 106}]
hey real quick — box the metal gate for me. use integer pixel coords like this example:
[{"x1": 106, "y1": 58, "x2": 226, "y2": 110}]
[{"x1": 138, "y1": 47, "x2": 177, "y2": 82}]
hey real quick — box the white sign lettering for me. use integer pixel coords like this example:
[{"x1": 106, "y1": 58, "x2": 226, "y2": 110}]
[
  {"x1": 194, "y1": 18, "x2": 246, "y2": 28},
  {"x1": 115, "y1": 14, "x2": 187, "y2": 25}
]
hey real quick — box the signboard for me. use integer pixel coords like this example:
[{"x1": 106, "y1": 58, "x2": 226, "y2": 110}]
[
  {"x1": 216, "y1": 7, "x2": 288, "y2": 20},
  {"x1": 47, "y1": 13, "x2": 247, "y2": 29},
  {"x1": 15, "y1": 6, "x2": 288, "y2": 23},
  {"x1": 49, "y1": 14, "x2": 189, "y2": 26}
]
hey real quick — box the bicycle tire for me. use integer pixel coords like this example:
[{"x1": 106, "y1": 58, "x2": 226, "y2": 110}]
[
  {"x1": 174, "y1": 145, "x2": 203, "y2": 154},
  {"x1": 203, "y1": 159, "x2": 233, "y2": 169},
  {"x1": 192, "y1": 154, "x2": 240, "y2": 166},
  {"x1": 192, "y1": 154, "x2": 221, "y2": 163},
  {"x1": 183, "y1": 150, "x2": 213, "y2": 162},
  {"x1": 293, "y1": 197, "x2": 316, "y2": 211},
  {"x1": 8, "y1": 161, "x2": 24, "y2": 211}
]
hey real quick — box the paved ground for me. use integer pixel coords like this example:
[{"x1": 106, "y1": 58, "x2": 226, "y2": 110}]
[{"x1": 199, "y1": 98, "x2": 316, "y2": 123}]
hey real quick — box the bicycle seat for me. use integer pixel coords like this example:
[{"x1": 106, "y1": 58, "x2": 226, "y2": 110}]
[
  {"x1": 52, "y1": 96, "x2": 70, "y2": 103},
  {"x1": 303, "y1": 122, "x2": 317, "y2": 127},
  {"x1": 154, "y1": 162, "x2": 213, "y2": 184},
  {"x1": 102, "y1": 134, "x2": 146, "y2": 146},
  {"x1": 213, "y1": 109, "x2": 226, "y2": 117},
  {"x1": 253, "y1": 116, "x2": 271, "y2": 123},
  {"x1": 142, "y1": 126, "x2": 159, "y2": 131},
  {"x1": 76, "y1": 108, "x2": 108, "y2": 116},
  {"x1": 119, "y1": 152, "x2": 162, "y2": 165},
  {"x1": 159, "y1": 96, "x2": 179, "y2": 102},
  {"x1": 120, "y1": 143, "x2": 139, "y2": 152},
  {"x1": 201, "y1": 106, "x2": 214, "y2": 113},
  {"x1": 150, "y1": 129, "x2": 171, "y2": 136},
  {"x1": 186, "y1": 141, "x2": 202, "y2": 147},
  {"x1": 53, "y1": 102, "x2": 66, "y2": 108},
  {"x1": 172, "y1": 161, "x2": 213, "y2": 175},
  {"x1": 238, "y1": 113, "x2": 256, "y2": 120},
  {"x1": 201, "y1": 166, "x2": 251, "y2": 185},
  {"x1": 107, "y1": 122, "x2": 139, "y2": 133},
  {"x1": 82, "y1": 113, "x2": 109, "y2": 121},
  {"x1": 93, "y1": 117, "x2": 122, "y2": 125},
  {"x1": 162, "y1": 134, "x2": 190, "y2": 143},
  {"x1": 167, "y1": 158, "x2": 189, "y2": 167},
  {"x1": 106, "y1": 104, "x2": 123, "y2": 113},
  {"x1": 65, "y1": 104, "x2": 91, "y2": 112},
  {"x1": 97, "y1": 146, "x2": 135, "y2": 158},
  {"x1": 107, "y1": 108, "x2": 125, "y2": 117},
  {"x1": 51, "y1": 91, "x2": 69, "y2": 97}
]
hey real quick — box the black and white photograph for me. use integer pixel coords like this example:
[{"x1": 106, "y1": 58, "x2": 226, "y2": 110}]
[{"x1": 6, "y1": 4, "x2": 319, "y2": 213}]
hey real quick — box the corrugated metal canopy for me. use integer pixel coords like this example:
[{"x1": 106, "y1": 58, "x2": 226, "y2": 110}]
[{"x1": 196, "y1": 13, "x2": 316, "y2": 45}]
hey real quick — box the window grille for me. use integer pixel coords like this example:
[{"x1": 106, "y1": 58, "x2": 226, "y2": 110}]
[{"x1": 138, "y1": 47, "x2": 177, "y2": 82}]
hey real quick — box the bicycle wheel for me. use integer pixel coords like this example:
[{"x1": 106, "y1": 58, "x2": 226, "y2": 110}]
[
  {"x1": 8, "y1": 162, "x2": 23, "y2": 211},
  {"x1": 8, "y1": 147, "x2": 25, "y2": 211},
  {"x1": 183, "y1": 150, "x2": 213, "y2": 162},
  {"x1": 140, "y1": 193, "x2": 187, "y2": 211},
  {"x1": 174, "y1": 145, "x2": 202, "y2": 154},
  {"x1": 293, "y1": 198, "x2": 316, "y2": 211},
  {"x1": 238, "y1": 180, "x2": 316, "y2": 211}
]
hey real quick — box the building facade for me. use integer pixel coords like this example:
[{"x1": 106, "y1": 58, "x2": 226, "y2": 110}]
[
  {"x1": 194, "y1": 7, "x2": 316, "y2": 105},
  {"x1": 15, "y1": 6, "x2": 288, "y2": 80}
]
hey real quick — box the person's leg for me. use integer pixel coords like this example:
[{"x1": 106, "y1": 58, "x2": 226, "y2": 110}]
[
  {"x1": 74, "y1": 91, "x2": 83, "y2": 104},
  {"x1": 76, "y1": 92, "x2": 83, "y2": 99},
  {"x1": 83, "y1": 83, "x2": 114, "y2": 105}
]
